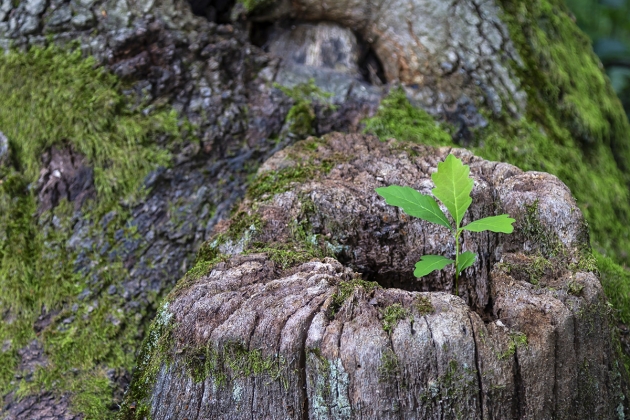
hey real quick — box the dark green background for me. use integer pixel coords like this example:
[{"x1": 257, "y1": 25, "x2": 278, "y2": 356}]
[{"x1": 567, "y1": 0, "x2": 630, "y2": 116}]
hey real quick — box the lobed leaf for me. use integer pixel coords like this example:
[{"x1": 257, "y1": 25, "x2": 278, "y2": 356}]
[
  {"x1": 414, "y1": 255, "x2": 454, "y2": 278},
  {"x1": 431, "y1": 154, "x2": 473, "y2": 227},
  {"x1": 457, "y1": 251, "x2": 477, "y2": 274},
  {"x1": 375, "y1": 185, "x2": 451, "y2": 229},
  {"x1": 463, "y1": 214, "x2": 515, "y2": 233}
]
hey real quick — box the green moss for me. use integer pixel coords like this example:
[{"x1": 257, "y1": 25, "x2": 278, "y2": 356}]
[
  {"x1": 247, "y1": 160, "x2": 334, "y2": 200},
  {"x1": 201, "y1": 211, "x2": 264, "y2": 258},
  {"x1": 328, "y1": 278, "x2": 380, "y2": 318},
  {"x1": 498, "y1": 0, "x2": 630, "y2": 174},
  {"x1": 277, "y1": 78, "x2": 333, "y2": 103},
  {"x1": 0, "y1": 44, "x2": 185, "y2": 417},
  {"x1": 188, "y1": 138, "x2": 351, "y2": 284},
  {"x1": 529, "y1": 255, "x2": 552, "y2": 285},
  {"x1": 238, "y1": 0, "x2": 274, "y2": 13},
  {"x1": 246, "y1": 136, "x2": 351, "y2": 202},
  {"x1": 171, "y1": 212, "x2": 267, "y2": 300},
  {"x1": 285, "y1": 101, "x2": 316, "y2": 137},
  {"x1": 378, "y1": 348, "x2": 400, "y2": 382},
  {"x1": 567, "y1": 280, "x2": 585, "y2": 296},
  {"x1": 0, "y1": 198, "x2": 83, "y2": 400},
  {"x1": 522, "y1": 254, "x2": 553, "y2": 286},
  {"x1": 418, "y1": 360, "x2": 478, "y2": 416},
  {"x1": 66, "y1": 370, "x2": 115, "y2": 418},
  {"x1": 380, "y1": 303, "x2": 409, "y2": 334},
  {"x1": 167, "y1": 253, "x2": 232, "y2": 301},
  {"x1": 185, "y1": 257, "x2": 226, "y2": 281},
  {"x1": 173, "y1": 212, "x2": 267, "y2": 295},
  {"x1": 118, "y1": 304, "x2": 175, "y2": 420},
  {"x1": 193, "y1": 193, "x2": 336, "y2": 281},
  {"x1": 247, "y1": 245, "x2": 319, "y2": 269},
  {"x1": 196, "y1": 239, "x2": 225, "y2": 264},
  {"x1": 295, "y1": 137, "x2": 325, "y2": 153},
  {"x1": 498, "y1": 331, "x2": 528, "y2": 360},
  {"x1": 186, "y1": 345, "x2": 225, "y2": 385},
  {"x1": 415, "y1": 296, "x2": 435, "y2": 316},
  {"x1": 183, "y1": 341, "x2": 286, "y2": 388},
  {"x1": 571, "y1": 250, "x2": 599, "y2": 273},
  {"x1": 224, "y1": 343, "x2": 285, "y2": 380},
  {"x1": 362, "y1": 88, "x2": 454, "y2": 146},
  {"x1": 276, "y1": 79, "x2": 333, "y2": 137},
  {"x1": 0, "y1": 44, "x2": 180, "y2": 206},
  {"x1": 253, "y1": 197, "x2": 335, "y2": 266},
  {"x1": 223, "y1": 211, "x2": 263, "y2": 242},
  {"x1": 494, "y1": 252, "x2": 560, "y2": 287},
  {"x1": 597, "y1": 252, "x2": 630, "y2": 325},
  {"x1": 517, "y1": 201, "x2": 563, "y2": 258}
]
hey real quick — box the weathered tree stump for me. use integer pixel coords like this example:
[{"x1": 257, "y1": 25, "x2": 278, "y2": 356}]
[{"x1": 121, "y1": 134, "x2": 626, "y2": 419}]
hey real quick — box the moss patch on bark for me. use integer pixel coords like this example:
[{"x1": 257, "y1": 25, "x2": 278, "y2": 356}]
[
  {"x1": 380, "y1": 303, "x2": 409, "y2": 334},
  {"x1": 276, "y1": 79, "x2": 334, "y2": 137},
  {"x1": 0, "y1": 44, "x2": 184, "y2": 418},
  {"x1": 597, "y1": 252, "x2": 630, "y2": 325},
  {"x1": 362, "y1": 88, "x2": 454, "y2": 147},
  {"x1": 238, "y1": 0, "x2": 275, "y2": 13},
  {"x1": 498, "y1": 0, "x2": 630, "y2": 174}
]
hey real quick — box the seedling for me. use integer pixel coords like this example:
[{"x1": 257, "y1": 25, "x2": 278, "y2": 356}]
[{"x1": 376, "y1": 154, "x2": 515, "y2": 294}]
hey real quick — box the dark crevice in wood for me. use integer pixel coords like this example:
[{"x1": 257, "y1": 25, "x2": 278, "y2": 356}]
[
  {"x1": 467, "y1": 312, "x2": 485, "y2": 419},
  {"x1": 357, "y1": 38, "x2": 387, "y2": 86},
  {"x1": 513, "y1": 349, "x2": 525, "y2": 419},
  {"x1": 195, "y1": 377, "x2": 205, "y2": 419},
  {"x1": 187, "y1": 0, "x2": 235, "y2": 23}
]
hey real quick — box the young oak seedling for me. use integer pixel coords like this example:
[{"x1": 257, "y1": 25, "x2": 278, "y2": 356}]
[{"x1": 376, "y1": 154, "x2": 514, "y2": 295}]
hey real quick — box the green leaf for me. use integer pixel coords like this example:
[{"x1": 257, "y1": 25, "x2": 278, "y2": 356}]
[
  {"x1": 414, "y1": 255, "x2": 455, "y2": 277},
  {"x1": 462, "y1": 214, "x2": 515, "y2": 233},
  {"x1": 458, "y1": 251, "x2": 476, "y2": 274},
  {"x1": 375, "y1": 185, "x2": 451, "y2": 229},
  {"x1": 431, "y1": 154, "x2": 473, "y2": 227}
]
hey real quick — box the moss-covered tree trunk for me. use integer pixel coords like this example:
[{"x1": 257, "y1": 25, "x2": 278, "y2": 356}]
[{"x1": 0, "y1": 0, "x2": 629, "y2": 418}]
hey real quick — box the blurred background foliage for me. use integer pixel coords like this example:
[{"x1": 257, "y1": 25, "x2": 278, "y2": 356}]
[{"x1": 567, "y1": 0, "x2": 630, "y2": 117}]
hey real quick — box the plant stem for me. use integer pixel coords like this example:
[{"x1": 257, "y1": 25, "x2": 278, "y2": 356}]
[{"x1": 455, "y1": 229, "x2": 460, "y2": 295}]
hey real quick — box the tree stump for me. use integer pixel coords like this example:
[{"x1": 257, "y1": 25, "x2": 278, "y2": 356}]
[{"x1": 121, "y1": 134, "x2": 626, "y2": 419}]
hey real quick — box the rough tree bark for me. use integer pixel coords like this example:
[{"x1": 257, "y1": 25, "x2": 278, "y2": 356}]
[{"x1": 0, "y1": 0, "x2": 628, "y2": 418}]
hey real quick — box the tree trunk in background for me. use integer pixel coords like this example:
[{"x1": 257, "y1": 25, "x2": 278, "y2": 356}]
[{"x1": 0, "y1": 0, "x2": 628, "y2": 418}]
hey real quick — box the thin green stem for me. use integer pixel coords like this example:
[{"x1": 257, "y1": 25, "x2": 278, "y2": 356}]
[{"x1": 455, "y1": 229, "x2": 460, "y2": 295}]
